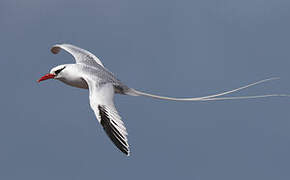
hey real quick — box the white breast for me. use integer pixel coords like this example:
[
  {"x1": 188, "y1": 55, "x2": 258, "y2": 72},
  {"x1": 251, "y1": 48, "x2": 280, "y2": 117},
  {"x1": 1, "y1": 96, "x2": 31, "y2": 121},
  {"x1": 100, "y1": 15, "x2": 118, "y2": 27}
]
[
  {"x1": 59, "y1": 77, "x2": 89, "y2": 89},
  {"x1": 57, "y1": 64, "x2": 89, "y2": 89}
]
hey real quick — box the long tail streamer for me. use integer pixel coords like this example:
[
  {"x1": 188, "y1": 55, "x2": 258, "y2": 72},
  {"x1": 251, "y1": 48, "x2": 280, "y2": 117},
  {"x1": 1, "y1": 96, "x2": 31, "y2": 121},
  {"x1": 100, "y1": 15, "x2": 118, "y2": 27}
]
[{"x1": 128, "y1": 77, "x2": 290, "y2": 101}]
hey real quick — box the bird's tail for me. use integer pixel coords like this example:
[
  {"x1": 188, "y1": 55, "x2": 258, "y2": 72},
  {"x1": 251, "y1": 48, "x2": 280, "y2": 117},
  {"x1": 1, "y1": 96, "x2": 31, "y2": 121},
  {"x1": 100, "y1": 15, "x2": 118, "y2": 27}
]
[{"x1": 125, "y1": 77, "x2": 290, "y2": 102}]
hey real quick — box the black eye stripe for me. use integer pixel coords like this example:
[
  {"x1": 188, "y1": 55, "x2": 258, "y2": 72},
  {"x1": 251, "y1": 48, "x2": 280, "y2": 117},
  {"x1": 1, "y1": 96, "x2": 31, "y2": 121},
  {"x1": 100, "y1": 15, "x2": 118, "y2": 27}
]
[{"x1": 55, "y1": 66, "x2": 65, "y2": 74}]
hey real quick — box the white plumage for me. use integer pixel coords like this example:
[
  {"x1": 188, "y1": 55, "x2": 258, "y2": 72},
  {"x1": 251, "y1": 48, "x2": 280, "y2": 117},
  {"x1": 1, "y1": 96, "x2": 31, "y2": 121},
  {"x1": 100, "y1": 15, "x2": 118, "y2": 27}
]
[{"x1": 38, "y1": 43, "x2": 289, "y2": 156}]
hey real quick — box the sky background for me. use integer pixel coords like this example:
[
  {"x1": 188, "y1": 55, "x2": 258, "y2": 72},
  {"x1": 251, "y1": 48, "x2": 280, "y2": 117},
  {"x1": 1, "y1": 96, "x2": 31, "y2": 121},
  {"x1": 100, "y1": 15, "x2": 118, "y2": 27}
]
[{"x1": 1, "y1": 0, "x2": 290, "y2": 179}]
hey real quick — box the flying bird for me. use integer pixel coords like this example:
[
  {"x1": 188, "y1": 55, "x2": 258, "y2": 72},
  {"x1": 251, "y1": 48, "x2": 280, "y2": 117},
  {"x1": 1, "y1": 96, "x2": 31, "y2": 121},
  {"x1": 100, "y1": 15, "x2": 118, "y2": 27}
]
[{"x1": 38, "y1": 44, "x2": 288, "y2": 156}]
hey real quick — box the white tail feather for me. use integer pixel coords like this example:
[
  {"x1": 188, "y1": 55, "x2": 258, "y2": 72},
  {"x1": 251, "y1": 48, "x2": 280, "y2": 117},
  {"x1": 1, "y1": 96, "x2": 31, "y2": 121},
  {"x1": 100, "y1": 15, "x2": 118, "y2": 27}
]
[{"x1": 127, "y1": 77, "x2": 289, "y2": 101}]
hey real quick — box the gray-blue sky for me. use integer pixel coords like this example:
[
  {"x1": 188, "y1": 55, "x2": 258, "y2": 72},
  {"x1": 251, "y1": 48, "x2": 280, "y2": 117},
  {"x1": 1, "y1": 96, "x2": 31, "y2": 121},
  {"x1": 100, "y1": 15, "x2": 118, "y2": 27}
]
[{"x1": 1, "y1": 0, "x2": 290, "y2": 179}]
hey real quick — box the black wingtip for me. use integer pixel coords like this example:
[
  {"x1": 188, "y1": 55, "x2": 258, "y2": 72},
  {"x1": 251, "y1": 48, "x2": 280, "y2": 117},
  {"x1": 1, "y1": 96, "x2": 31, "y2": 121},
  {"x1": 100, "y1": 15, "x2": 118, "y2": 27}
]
[{"x1": 98, "y1": 105, "x2": 130, "y2": 156}]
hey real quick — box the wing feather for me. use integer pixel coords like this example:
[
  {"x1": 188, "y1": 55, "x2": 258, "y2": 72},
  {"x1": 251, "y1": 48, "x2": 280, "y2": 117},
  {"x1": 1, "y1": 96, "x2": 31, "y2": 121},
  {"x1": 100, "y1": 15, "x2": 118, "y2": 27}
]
[
  {"x1": 51, "y1": 44, "x2": 105, "y2": 67},
  {"x1": 83, "y1": 78, "x2": 130, "y2": 156},
  {"x1": 98, "y1": 105, "x2": 129, "y2": 155}
]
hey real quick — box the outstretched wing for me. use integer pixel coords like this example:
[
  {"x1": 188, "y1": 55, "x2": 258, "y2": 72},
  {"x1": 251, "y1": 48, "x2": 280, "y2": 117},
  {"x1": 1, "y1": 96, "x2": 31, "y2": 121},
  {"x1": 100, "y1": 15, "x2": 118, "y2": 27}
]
[
  {"x1": 83, "y1": 77, "x2": 130, "y2": 156},
  {"x1": 51, "y1": 44, "x2": 105, "y2": 67}
]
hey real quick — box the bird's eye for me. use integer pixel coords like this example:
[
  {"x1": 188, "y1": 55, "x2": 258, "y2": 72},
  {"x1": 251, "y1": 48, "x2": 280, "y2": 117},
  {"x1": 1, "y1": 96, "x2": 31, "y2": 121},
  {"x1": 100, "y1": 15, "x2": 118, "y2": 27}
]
[{"x1": 55, "y1": 66, "x2": 65, "y2": 74}]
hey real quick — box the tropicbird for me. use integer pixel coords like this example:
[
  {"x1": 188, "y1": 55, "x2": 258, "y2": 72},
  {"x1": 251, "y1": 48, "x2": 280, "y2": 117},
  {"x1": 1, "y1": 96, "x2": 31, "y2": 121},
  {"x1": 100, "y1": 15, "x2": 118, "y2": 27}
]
[{"x1": 38, "y1": 44, "x2": 288, "y2": 156}]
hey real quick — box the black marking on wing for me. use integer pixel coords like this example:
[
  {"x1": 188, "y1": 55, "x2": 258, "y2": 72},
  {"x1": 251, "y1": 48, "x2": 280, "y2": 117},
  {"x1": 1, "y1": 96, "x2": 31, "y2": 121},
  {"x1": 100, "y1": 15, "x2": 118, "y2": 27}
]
[{"x1": 98, "y1": 105, "x2": 129, "y2": 155}]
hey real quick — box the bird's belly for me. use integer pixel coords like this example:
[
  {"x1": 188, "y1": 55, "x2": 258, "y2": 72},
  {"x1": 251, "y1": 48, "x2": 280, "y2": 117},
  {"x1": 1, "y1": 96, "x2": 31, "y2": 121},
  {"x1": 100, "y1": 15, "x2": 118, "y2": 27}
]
[{"x1": 60, "y1": 77, "x2": 89, "y2": 89}]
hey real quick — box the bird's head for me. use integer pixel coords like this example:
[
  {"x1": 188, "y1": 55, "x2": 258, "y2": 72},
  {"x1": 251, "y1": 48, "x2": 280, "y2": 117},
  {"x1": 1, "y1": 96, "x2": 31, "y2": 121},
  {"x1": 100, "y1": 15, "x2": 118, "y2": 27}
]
[{"x1": 38, "y1": 65, "x2": 67, "y2": 82}]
